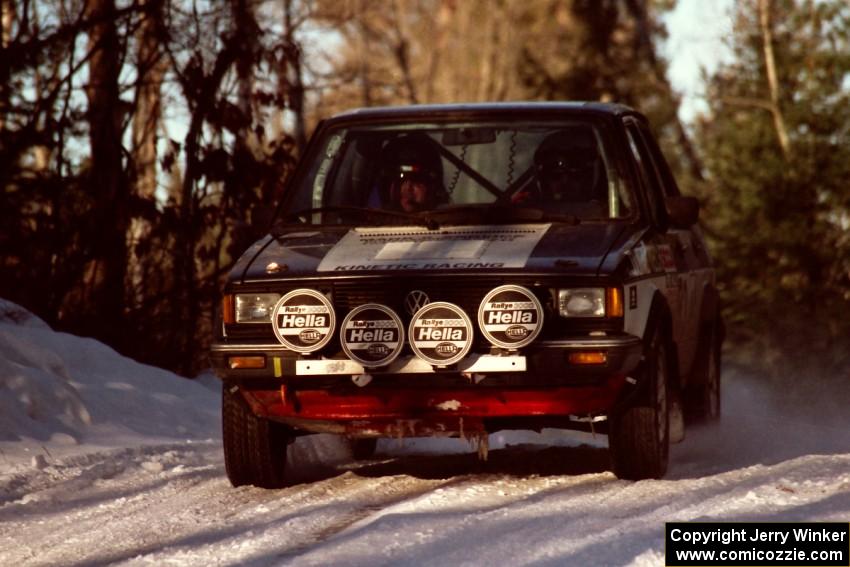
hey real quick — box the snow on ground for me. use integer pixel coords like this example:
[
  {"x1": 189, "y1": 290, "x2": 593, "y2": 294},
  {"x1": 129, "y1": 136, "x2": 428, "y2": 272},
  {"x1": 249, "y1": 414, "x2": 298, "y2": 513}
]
[
  {"x1": 0, "y1": 298, "x2": 220, "y2": 466},
  {"x1": 2, "y1": 298, "x2": 850, "y2": 566}
]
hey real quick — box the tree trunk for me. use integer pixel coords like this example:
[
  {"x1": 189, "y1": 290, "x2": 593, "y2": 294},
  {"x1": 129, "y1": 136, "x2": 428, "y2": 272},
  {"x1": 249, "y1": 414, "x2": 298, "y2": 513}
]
[
  {"x1": 0, "y1": 0, "x2": 14, "y2": 131},
  {"x1": 356, "y1": 18, "x2": 373, "y2": 107},
  {"x1": 129, "y1": 0, "x2": 165, "y2": 310},
  {"x1": 283, "y1": 0, "x2": 306, "y2": 153},
  {"x1": 758, "y1": 0, "x2": 791, "y2": 160},
  {"x1": 83, "y1": 0, "x2": 128, "y2": 345},
  {"x1": 230, "y1": 0, "x2": 266, "y2": 181},
  {"x1": 232, "y1": 0, "x2": 256, "y2": 133},
  {"x1": 390, "y1": 0, "x2": 418, "y2": 104},
  {"x1": 423, "y1": 0, "x2": 452, "y2": 102},
  {"x1": 173, "y1": 39, "x2": 239, "y2": 375},
  {"x1": 132, "y1": 0, "x2": 164, "y2": 202}
]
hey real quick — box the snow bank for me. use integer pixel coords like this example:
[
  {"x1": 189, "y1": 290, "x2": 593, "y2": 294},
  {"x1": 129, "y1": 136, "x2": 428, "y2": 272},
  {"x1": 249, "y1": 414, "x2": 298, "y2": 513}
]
[
  {"x1": 0, "y1": 298, "x2": 355, "y2": 477},
  {"x1": 0, "y1": 299, "x2": 220, "y2": 467}
]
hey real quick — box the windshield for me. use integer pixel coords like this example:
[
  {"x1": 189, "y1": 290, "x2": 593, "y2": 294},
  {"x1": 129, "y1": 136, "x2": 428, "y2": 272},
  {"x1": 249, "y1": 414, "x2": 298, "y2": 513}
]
[{"x1": 284, "y1": 119, "x2": 634, "y2": 225}]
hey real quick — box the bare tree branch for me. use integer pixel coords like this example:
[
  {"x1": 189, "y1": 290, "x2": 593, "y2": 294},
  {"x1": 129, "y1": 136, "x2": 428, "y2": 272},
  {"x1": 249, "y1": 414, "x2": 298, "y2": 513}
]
[{"x1": 758, "y1": 0, "x2": 792, "y2": 160}]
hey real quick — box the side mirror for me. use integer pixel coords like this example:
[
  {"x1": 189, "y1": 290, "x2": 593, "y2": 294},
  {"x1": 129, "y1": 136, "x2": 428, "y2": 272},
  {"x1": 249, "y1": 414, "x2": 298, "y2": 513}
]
[{"x1": 665, "y1": 196, "x2": 699, "y2": 228}]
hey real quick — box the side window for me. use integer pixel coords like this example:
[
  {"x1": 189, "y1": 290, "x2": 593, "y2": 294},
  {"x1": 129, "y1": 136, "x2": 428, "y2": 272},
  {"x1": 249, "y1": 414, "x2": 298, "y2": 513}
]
[
  {"x1": 639, "y1": 124, "x2": 681, "y2": 197},
  {"x1": 298, "y1": 133, "x2": 344, "y2": 210},
  {"x1": 625, "y1": 122, "x2": 665, "y2": 228}
]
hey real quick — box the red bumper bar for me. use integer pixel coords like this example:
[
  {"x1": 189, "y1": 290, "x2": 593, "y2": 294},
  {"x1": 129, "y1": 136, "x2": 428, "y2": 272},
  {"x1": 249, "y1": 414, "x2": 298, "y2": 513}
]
[{"x1": 245, "y1": 374, "x2": 627, "y2": 421}]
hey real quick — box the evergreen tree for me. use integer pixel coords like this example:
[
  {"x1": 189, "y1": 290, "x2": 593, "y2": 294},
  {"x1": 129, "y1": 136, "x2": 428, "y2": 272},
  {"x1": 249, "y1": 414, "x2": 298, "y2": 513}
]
[{"x1": 696, "y1": 0, "x2": 850, "y2": 376}]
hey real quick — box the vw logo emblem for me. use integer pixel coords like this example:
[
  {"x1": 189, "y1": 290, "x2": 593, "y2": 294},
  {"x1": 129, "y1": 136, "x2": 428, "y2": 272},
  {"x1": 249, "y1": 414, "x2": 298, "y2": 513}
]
[{"x1": 404, "y1": 290, "x2": 430, "y2": 315}]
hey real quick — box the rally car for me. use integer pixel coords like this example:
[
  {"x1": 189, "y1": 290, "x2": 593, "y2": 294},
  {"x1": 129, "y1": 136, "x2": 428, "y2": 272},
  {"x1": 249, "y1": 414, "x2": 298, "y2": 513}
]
[{"x1": 211, "y1": 102, "x2": 722, "y2": 487}]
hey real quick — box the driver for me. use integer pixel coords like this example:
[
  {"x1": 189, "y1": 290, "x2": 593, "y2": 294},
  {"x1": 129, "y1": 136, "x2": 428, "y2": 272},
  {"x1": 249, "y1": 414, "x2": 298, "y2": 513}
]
[
  {"x1": 533, "y1": 129, "x2": 601, "y2": 205},
  {"x1": 380, "y1": 135, "x2": 445, "y2": 213},
  {"x1": 390, "y1": 162, "x2": 440, "y2": 213}
]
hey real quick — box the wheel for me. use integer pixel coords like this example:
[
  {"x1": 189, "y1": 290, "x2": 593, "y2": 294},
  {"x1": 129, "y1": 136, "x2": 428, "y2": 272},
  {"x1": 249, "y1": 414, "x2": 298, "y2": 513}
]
[
  {"x1": 350, "y1": 438, "x2": 378, "y2": 460},
  {"x1": 222, "y1": 383, "x2": 291, "y2": 488},
  {"x1": 609, "y1": 320, "x2": 670, "y2": 480},
  {"x1": 685, "y1": 316, "x2": 722, "y2": 423}
]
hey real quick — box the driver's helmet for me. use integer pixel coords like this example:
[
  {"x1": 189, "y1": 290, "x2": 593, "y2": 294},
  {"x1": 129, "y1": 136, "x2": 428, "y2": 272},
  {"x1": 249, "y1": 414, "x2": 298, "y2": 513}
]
[
  {"x1": 381, "y1": 134, "x2": 445, "y2": 210},
  {"x1": 533, "y1": 129, "x2": 600, "y2": 203}
]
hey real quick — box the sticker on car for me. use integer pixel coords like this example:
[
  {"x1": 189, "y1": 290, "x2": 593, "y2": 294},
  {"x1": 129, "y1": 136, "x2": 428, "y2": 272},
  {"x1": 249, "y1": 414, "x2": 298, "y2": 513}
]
[
  {"x1": 316, "y1": 225, "x2": 551, "y2": 272},
  {"x1": 340, "y1": 304, "x2": 404, "y2": 367},
  {"x1": 408, "y1": 302, "x2": 473, "y2": 366},
  {"x1": 271, "y1": 289, "x2": 335, "y2": 353},
  {"x1": 478, "y1": 285, "x2": 543, "y2": 349}
]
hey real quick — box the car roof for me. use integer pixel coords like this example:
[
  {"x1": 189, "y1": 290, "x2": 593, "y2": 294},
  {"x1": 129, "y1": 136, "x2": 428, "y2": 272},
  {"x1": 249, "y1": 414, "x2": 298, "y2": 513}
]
[{"x1": 325, "y1": 102, "x2": 643, "y2": 124}]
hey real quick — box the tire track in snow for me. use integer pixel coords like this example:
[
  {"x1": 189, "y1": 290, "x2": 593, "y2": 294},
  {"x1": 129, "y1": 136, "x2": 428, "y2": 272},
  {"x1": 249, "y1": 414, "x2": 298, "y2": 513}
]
[
  {"x1": 269, "y1": 473, "x2": 483, "y2": 563},
  {"x1": 0, "y1": 441, "x2": 216, "y2": 507},
  {"x1": 0, "y1": 442, "x2": 474, "y2": 566},
  {"x1": 0, "y1": 441, "x2": 225, "y2": 566}
]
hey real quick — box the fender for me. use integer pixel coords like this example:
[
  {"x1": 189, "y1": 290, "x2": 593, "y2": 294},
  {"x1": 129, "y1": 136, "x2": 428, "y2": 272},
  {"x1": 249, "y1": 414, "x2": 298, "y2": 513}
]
[
  {"x1": 615, "y1": 292, "x2": 679, "y2": 409},
  {"x1": 623, "y1": 277, "x2": 662, "y2": 340}
]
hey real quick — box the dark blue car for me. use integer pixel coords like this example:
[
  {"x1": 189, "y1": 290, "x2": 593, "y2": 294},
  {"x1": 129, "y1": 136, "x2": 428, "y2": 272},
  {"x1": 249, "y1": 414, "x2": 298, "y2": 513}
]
[{"x1": 211, "y1": 102, "x2": 723, "y2": 487}]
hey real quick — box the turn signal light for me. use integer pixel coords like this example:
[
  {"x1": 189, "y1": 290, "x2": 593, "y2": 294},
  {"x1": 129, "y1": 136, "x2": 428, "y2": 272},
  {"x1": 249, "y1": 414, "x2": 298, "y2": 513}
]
[
  {"x1": 606, "y1": 287, "x2": 623, "y2": 317},
  {"x1": 569, "y1": 352, "x2": 607, "y2": 365},
  {"x1": 228, "y1": 356, "x2": 265, "y2": 369},
  {"x1": 222, "y1": 294, "x2": 235, "y2": 324}
]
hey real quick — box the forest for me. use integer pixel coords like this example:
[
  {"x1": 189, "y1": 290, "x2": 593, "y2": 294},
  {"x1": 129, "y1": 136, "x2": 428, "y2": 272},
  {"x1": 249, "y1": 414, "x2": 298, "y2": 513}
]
[{"x1": 2, "y1": 0, "x2": 849, "y2": 380}]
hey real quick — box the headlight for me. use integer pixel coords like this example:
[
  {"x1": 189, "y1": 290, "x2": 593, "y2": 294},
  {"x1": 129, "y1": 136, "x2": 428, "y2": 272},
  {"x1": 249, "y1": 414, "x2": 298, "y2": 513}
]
[
  {"x1": 557, "y1": 287, "x2": 624, "y2": 318},
  {"x1": 235, "y1": 293, "x2": 281, "y2": 323},
  {"x1": 558, "y1": 288, "x2": 605, "y2": 317}
]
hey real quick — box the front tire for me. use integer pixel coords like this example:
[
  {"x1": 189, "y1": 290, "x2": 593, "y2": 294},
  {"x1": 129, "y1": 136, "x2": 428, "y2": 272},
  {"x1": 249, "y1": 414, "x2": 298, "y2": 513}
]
[
  {"x1": 609, "y1": 321, "x2": 670, "y2": 480},
  {"x1": 222, "y1": 383, "x2": 291, "y2": 488}
]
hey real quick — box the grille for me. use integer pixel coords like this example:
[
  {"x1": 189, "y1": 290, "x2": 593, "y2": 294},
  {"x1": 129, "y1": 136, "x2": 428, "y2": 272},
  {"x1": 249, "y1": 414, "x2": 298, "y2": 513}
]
[{"x1": 332, "y1": 278, "x2": 515, "y2": 318}]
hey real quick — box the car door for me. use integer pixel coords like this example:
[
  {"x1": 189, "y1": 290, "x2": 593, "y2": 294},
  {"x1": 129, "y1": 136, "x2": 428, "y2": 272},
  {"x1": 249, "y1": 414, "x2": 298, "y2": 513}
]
[{"x1": 623, "y1": 118, "x2": 701, "y2": 376}]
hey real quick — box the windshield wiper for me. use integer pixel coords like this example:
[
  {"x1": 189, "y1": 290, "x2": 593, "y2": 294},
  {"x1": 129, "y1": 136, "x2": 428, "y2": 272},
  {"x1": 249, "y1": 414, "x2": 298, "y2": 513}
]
[
  {"x1": 535, "y1": 211, "x2": 581, "y2": 225},
  {"x1": 426, "y1": 205, "x2": 580, "y2": 226},
  {"x1": 278, "y1": 206, "x2": 439, "y2": 232}
]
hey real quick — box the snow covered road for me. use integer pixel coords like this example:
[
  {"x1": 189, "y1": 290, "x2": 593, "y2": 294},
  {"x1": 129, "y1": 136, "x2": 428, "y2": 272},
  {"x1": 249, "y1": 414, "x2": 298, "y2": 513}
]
[
  {"x1": 4, "y1": 401, "x2": 850, "y2": 567},
  {"x1": 0, "y1": 426, "x2": 850, "y2": 565},
  {"x1": 2, "y1": 299, "x2": 850, "y2": 566}
]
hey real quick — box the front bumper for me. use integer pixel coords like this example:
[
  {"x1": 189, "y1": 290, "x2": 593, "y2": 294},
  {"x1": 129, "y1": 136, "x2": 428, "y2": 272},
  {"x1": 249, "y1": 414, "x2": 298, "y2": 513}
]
[
  {"x1": 241, "y1": 377, "x2": 629, "y2": 436},
  {"x1": 211, "y1": 336, "x2": 642, "y2": 381},
  {"x1": 211, "y1": 336, "x2": 643, "y2": 435}
]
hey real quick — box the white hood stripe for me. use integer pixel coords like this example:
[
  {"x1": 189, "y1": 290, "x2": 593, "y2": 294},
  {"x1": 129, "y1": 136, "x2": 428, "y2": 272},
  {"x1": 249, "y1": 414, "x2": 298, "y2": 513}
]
[{"x1": 317, "y1": 224, "x2": 550, "y2": 272}]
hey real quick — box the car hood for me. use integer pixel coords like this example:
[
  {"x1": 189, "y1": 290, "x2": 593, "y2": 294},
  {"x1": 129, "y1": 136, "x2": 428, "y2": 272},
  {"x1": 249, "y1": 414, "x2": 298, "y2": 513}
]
[{"x1": 231, "y1": 222, "x2": 637, "y2": 282}]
